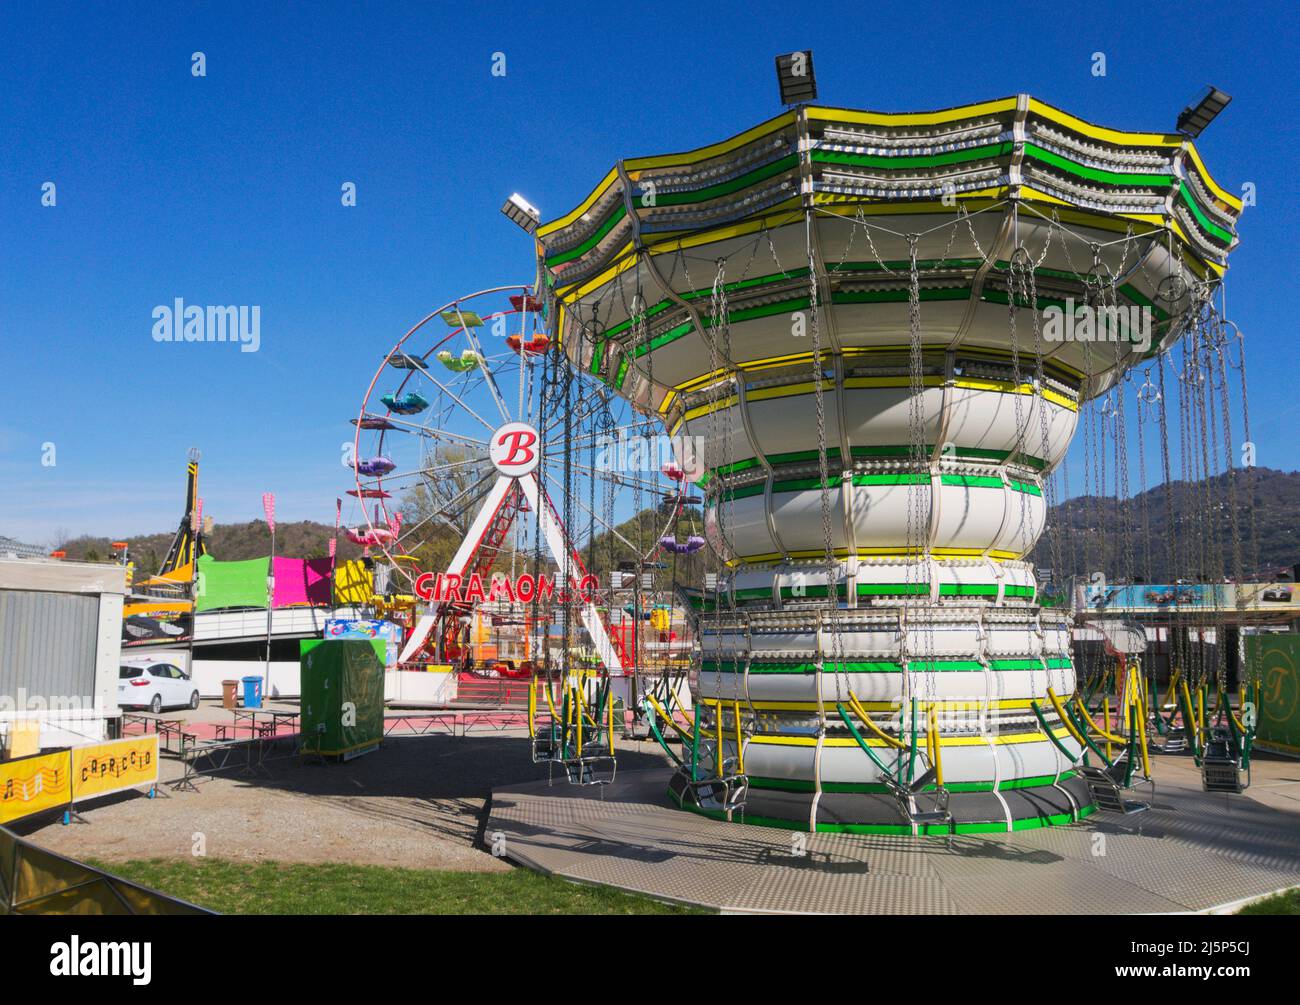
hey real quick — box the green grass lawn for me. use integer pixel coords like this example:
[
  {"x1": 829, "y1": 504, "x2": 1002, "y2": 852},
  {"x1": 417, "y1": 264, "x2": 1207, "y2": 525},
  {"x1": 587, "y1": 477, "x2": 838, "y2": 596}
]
[
  {"x1": 89, "y1": 858, "x2": 709, "y2": 915},
  {"x1": 1237, "y1": 888, "x2": 1300, "y2": 915}
]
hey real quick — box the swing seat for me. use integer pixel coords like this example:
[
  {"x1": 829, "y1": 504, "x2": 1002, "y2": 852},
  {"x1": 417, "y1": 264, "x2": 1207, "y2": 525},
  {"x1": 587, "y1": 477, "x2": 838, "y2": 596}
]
[
  {"x1": 1080, "y1": 759, "x2": 1152, "y2": 815},
  {"x1": 1160, "y1": 729, "x2": 1189, "y2": 755},
  {"x1": 562, "y1": 753, "x2": 617, "y2": 786},
  {"x1": 531, "y1": 732, "x2": 561, "y2": 764},
  {"x1": 678, "y1": 771, "x2": 748, "y2": 814},
  {"x1": 887, "y1": 766, "x2": 952, "y2": 829},
  {"x1": 901, "y1": 795, "x2": 951, "y2": 827},
  {"x1": 907, "y1": 805, "x2": 951, "y2": 827},
  {"x1": 1201, "y1": 728, "x2": 1249, "y2": 794},
  {"x1": 1201, "y1": 758, "x2": 1247, "y2": 794}
]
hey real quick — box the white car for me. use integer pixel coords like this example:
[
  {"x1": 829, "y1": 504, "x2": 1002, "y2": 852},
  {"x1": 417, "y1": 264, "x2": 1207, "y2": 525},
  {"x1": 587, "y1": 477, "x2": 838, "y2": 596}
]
[{"x1": 118, "y1": 659, "x2": 200, "y2": 713}]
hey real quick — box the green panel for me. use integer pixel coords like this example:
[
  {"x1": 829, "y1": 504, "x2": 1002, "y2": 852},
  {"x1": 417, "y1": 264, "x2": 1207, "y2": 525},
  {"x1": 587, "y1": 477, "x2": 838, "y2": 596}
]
[
  {"x1": 940, "y1": 474, "x2": 1002, "y2": 489},
  {"x1": 812, "y1": 142, "x2": 1013, "y2": 171},
  {"x1": 1177, "y1": 183, "x2": 1234, "y2": 245},
  {"x1": 676, "y1": 794, "x2": 1096, "y2": 835},
  {"x1": 195, "y1": 554, "x2": 268, "y2": 612},
  {"x1": 1246, "y1": 634, "x2": 1300, "y2": 752},
  {"x1": 857, "y1": 582, "x2": 929, "y2": 596},
  {"x1": 700, "y1": 660, "x2": 905, "y2": 675},
  {"x1": 648, "y1": 153, "x2": 800, "y2": 207},
  {"x1": 701, "y1": 659, "x2": 986, "y2": 674},
  {"x1": 300, "y1": 639, "x2": 385, "y2": 758},
  {"x1": 990, "y1": 658, "x2": 1045, "y2": 671},
  {"x1": 1022, "y1": 143, "x2": 1173, "y2": 188},
  {"x1": 545, "y1": 204, "x2": 626, "y2": 267},
  {"x1": 703, "y1": 444, "x2": 1048, "y2": 481},
  {"x1": 747, "y1": 771, "x2": 1076, "y2": 794}
]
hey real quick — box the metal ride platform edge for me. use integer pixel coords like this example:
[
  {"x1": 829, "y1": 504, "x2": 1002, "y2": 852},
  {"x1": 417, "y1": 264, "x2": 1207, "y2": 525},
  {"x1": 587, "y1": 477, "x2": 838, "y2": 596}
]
[{"x1": 486, "y1": 760, "x2": 1300, "y2": 915}]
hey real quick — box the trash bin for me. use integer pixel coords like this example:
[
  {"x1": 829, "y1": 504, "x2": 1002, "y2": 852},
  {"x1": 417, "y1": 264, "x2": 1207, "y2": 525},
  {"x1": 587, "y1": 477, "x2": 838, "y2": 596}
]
[
  {"x1": 221, "y1": 680, "x2": 239, "y2": 710},
  {"x1": 241, "y1": 676, "x2": 264, "y2": 709}
]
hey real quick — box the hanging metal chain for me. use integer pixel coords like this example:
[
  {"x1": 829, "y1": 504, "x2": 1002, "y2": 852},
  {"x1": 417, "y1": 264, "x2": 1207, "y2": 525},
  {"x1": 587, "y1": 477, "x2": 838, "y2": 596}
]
[
  {"x1": 1099, "y1": 259, "x2": 1135, "y2": 591},
  {"x1": 705, "y1": 257, "x2": 738, "y2": 724},
  {"x1": 906, "y1": 235, "x2": 926, "y2": 571},
  {"x1": 1026, "y1": 232, "x2": 1063, "y2": 592},
  {"x1": 809, "y1": 238, "x2": 836, "y2": 586},
  {"x1": 1135, "y1": 367, "x2": 1157, "y2": 585},
  {"x1": 1007, "y1": 245, "x2": 1033, "y2": 559},
  {"x1": 1229, "y1": 316, "x2": 1260, "y2": 685},
  {"x1": 806, "y1": 213, "x2": 845, "y2": 702},
  {"x1": 902, "y1": 234, "x2": 930, "y2": 721},
  {"x1": 1156, "y1": 347, "x2": 1175, "y2": 587},
  {"x1": 1233, "y1": 324, "x2": 1259, "y2": 578}
]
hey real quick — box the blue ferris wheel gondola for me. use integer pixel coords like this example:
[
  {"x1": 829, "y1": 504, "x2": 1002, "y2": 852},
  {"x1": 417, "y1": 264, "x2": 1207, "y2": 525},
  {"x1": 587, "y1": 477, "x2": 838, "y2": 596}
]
[{"x1": 380, "y1": 391, "x2": 430, "y2": 415}]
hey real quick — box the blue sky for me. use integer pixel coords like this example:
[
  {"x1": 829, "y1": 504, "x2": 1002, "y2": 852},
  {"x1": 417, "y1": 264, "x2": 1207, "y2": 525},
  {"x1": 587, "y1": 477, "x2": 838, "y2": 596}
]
[{"x1": 1, "y1": 1, "x2": 1296, "y2": 544}]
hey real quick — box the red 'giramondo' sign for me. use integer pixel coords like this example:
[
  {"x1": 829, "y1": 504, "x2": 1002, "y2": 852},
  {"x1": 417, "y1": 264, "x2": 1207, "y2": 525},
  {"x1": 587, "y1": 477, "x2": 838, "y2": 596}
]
[{"x1": 414, "y1": 571, "x2": 599, "y2": 604}]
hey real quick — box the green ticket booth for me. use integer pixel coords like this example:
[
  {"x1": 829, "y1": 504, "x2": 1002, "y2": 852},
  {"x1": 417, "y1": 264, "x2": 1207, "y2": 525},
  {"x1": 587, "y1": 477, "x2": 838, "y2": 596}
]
[{"x1": 299, "y1": 639, "x2": 384, "y2": 761}]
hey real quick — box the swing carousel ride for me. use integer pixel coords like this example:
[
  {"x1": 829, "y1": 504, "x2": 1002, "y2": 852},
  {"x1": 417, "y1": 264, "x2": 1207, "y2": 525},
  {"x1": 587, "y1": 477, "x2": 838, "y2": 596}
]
[
  {"x1": 351, "y1": 73, "x2": 1258, "y2": 833},
  {"x1": 532, "y1": 88, "x2": 1251, "y2": 833}
]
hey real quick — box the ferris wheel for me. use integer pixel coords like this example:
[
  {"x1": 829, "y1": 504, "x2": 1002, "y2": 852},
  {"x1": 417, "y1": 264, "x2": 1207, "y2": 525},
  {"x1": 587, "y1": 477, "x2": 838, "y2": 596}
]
[{"x1": 350, "y1": 285, "x2": 700, "y2": 648}]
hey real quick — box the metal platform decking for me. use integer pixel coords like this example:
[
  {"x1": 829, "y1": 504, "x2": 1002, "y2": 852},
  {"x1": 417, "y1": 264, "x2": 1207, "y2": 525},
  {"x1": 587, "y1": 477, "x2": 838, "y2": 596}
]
[{"x1": 487, "y1": 764, "x2": 1300, "y2": 914}]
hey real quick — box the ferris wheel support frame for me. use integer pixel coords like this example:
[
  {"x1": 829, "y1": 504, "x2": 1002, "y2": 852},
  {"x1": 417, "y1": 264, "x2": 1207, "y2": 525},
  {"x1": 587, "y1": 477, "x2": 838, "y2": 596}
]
[{"x1": 397, "y1": 427, "x2": 624, "y2": 677}]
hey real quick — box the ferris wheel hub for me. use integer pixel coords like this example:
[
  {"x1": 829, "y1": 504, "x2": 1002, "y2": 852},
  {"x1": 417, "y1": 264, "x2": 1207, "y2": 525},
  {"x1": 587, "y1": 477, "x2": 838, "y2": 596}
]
[{"x1": 489, "y1": 422, "x2": 541, "y2": 476}]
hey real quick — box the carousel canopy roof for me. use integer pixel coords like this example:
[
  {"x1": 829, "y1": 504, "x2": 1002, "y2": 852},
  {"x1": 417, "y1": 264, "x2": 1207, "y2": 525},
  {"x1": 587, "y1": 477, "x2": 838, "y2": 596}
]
[{"x1": 535, "y1": 97, "x2": 1242, "y2": 417}]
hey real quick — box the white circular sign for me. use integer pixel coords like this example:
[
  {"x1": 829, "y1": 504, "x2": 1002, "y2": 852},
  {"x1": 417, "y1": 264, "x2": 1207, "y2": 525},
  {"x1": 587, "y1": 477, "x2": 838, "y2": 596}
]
[{"x1": 489, "y1": 422, "x2": 541, "y2": 477}]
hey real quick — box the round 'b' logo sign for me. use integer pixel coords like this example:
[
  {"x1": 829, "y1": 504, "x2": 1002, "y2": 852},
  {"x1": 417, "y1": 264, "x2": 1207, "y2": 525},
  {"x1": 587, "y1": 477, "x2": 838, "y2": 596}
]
[{"x1": 490, "y1": 422, "x2": 540, "y2": 476}]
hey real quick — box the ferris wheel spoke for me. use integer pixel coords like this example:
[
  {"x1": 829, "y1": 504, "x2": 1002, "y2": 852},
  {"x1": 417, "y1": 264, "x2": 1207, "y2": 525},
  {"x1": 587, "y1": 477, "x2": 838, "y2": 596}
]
[
  {"x1": 417, "y1": 368, "x2": 499, "y2": 433},
  {"x1": 541, "y1": 422, "x2": 627, "y2": 447},
  {"x1": 548, "y1": 457, "x2": 674, "y2": 495},
  {"x1": 405, "y1": 423, "x2": 489, "y2": 448},
  {"x1": 540, "y1": 426, "x2": 667, "y2": 456},
  {"x1": 419, "y1": 453, "x2": 493, "y2": 476},
  {"x1": 453, "y1": 307, "x2": 513, "y2": 424},
  {"x1": 396, "y1": 511, "x2": 437, "y2": 539},
  {"x1": 541, "y1": 469, "x2": 646, "y2": 555},
  {"x1": 398, "y1": 507, "x2": 462, "y2": 542},
  {"x1": 424, "y1": 467, "x2": 500, "y2": 525},
  {"x1": 371, "y1": 463, "x2": 471, "y2": 485}
]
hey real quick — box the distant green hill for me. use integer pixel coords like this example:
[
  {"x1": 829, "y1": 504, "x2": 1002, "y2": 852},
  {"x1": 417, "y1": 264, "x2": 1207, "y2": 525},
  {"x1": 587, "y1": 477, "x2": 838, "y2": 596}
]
[
  {"x1": 56, "y1": 520, "x2": 364, "y2": 575},
  {"x1": 1032, "y1": 466, "x2": 1299, "y2": 583},
  {"x1": 54, "y1": 467, "x2": 1298, "y2": 585}
]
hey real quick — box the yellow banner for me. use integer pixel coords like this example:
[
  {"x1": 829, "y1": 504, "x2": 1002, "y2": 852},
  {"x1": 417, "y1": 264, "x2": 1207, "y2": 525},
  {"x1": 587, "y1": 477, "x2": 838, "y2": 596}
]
[
  {"x1": 0, "y1": 750, "x2": 72, "y2": 825},
  {"x1": 334, "y1": 559, "x2": 374, "y2": 605},
  {"x1": 72, "y1": 735, "x2": 159, "y2": 802}
]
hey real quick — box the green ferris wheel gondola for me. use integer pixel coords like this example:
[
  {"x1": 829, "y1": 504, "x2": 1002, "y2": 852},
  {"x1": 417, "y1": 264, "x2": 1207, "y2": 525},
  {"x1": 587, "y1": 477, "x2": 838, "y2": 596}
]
[{"x1": 435, "y1": 348, "x2": 481, "y2": 372}]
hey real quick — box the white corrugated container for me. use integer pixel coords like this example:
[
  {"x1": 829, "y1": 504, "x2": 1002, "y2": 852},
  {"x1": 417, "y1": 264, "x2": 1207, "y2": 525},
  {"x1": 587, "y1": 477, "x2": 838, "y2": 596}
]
[{"x1": 0, "y1": 558, "x2": 126, "y2": 748}]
